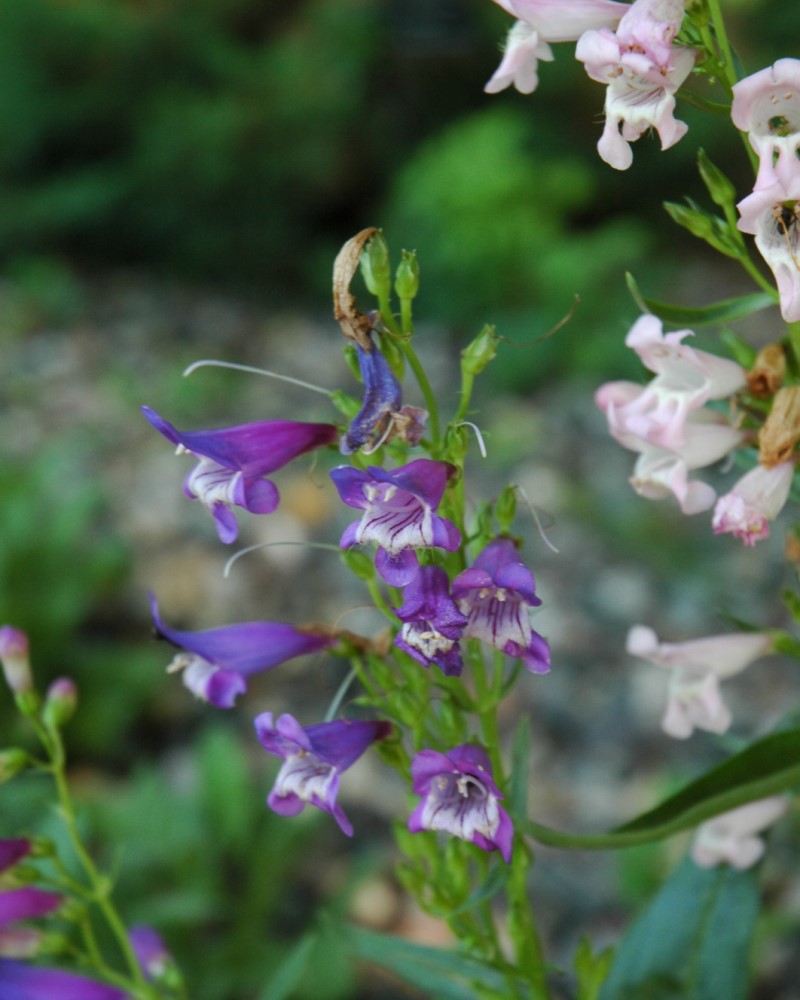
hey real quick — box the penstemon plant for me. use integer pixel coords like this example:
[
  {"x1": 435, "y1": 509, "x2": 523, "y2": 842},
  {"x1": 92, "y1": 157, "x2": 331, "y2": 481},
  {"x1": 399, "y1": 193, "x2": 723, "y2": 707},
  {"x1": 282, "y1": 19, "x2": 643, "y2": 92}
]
[{"x1": 3, "y1": 1, "x2": 800, "y2": 998}]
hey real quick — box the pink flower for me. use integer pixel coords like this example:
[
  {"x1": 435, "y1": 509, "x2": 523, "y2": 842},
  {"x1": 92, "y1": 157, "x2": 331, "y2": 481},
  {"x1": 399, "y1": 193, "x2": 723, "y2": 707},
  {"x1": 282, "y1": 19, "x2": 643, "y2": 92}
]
[
  {"x1": 626, "y1": 626, "x2": 773, "y2": 738},
  {"x1": 691, "y1": 796, "x2": 791, "y2": 869},
  {"x1": 576, "y1": 0, "x2": 694, "y2": 169},
  {"x1": 732, "y1": 59, "x2": 800, "y2": 191},
  {"x1": 737, "y1": 179, "x2": 800, "y2": 323},
  {"x1": 712, "y1": 461, "x2": 794, "y2": 546},
  {"x1": 485, "y1": 0, "x2": 628, "y2": 95}
]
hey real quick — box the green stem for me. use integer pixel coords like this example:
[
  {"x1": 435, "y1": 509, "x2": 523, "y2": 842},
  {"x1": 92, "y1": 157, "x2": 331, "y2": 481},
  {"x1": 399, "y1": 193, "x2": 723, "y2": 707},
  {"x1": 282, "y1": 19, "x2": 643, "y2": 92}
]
[
  {"x1": 398, "y1": 338, "x2": 442, "y2": 449},
  {"x1": 454, "y1": 369, "x2": 475, "y2": 425},
  {"x1": 705, "y1": 0, "x2": 739, "y2": 91},
  {"x1": 35, "y1": 719, "x2": 152, "y2": 996},
  {"x1": 507, "y1": 844, "x2": 551, "y2": 1000}
]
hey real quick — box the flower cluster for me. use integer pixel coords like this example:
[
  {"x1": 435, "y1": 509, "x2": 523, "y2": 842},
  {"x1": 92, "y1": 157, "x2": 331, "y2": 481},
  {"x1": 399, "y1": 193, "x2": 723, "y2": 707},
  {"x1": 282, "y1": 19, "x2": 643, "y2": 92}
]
[
  {"x1": 141, "y1": 266, "x2": 554, "y2": 864},
  {"x1": 487, "y1": 0, "x2": 694, "y2": 169},
  {"x1": 596, "y1": 314, "x2": 746, "y2": 514}
]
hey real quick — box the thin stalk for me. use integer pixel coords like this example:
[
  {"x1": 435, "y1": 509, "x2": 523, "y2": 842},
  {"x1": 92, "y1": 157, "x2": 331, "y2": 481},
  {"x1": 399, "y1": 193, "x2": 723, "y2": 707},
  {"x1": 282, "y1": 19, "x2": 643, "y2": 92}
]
[
  {"x1": 507, "y1": 846, "x2": 551, "y2": 1000},
  {"x1": 35, "y1": 719, "x2": 151, "y2": 995},
  {"x1": 705, "y1": 0, "x2": 739, "y2": 92}
]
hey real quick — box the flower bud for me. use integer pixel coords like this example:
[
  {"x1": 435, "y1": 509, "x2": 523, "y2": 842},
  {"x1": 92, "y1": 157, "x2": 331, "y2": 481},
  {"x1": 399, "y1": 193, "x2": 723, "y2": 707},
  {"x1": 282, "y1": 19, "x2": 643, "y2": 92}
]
[
  {"x1": 394, "y1": 250, "x2": 419, "y2": 302},
  {"x1": 747, "y1": 342, "x2": 785, "y2": 397},
  {"x1": 0, "y1": 747, "x2": 30, "y2": 783},
  {"x1": 698, "y1": 148, "x2": 737, "y2": 209},
  {"x1": 0, "y1": 626, "x2": 33, "y2": 695},
  {"x1": 461, "y1": 324, "x2": 499, "y2": 376},
  {"x1": 42, "y1": 677, "x2": 78, "y2": 730},
  {"x1": 360, "y1": 232, "x2": 391, "y2": 298}
]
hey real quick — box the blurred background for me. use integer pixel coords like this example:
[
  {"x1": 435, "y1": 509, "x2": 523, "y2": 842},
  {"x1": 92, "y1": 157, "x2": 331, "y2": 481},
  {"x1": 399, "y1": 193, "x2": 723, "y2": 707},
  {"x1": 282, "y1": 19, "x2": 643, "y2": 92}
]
[{"x1": 1, "y1": 1, "x2": 799, "y2": 997}]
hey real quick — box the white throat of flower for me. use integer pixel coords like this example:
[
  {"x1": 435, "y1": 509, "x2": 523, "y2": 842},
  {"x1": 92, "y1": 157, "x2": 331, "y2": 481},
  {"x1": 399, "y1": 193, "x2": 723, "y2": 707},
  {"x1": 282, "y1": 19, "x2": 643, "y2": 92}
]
[
  {"x1": 423, "y1": 772, "x2": 500, "y2": 841},
  {"x1": 275, "y1": 752, "x2": 337, "y2": 805}
]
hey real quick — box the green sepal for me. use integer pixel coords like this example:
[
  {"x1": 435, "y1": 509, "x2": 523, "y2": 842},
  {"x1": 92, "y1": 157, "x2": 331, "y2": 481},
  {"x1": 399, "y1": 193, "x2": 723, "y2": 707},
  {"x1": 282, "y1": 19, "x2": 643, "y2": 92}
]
[
  {"x1": 626, "y1": 272, "x2": 776, "y2": 327},
  {"x1": 574, "y1": 936, "x2": 614, "y2": 1000},
  {"x1": 526, "y1": 728, "x2": 800, "y2": 851},
  {"x1": 495, "y1": 485, "x2": 518, "y2": 535},
  {"x1": 598, "y1": 857, "x2": 760, "y2": 1000},
  {"x1": 697, "y1": 148, "x2": 737, "y2": 209},
  {"x1": 663, "y1": 199, "x2": 742, "y2": 258}
]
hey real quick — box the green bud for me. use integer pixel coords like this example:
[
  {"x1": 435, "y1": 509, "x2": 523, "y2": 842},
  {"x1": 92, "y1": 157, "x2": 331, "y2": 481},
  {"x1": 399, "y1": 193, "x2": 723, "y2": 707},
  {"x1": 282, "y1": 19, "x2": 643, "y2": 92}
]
[
  {"x1": 340, "y1": 548, "x2": 375, "y2": 581},
  {"x1": 461, "y1": 324, "x2": 499, "y2": 376},
  {"x1": 697, "y1": 148, "x2": 737, "y2": 208},
  {"x1": 663, "y1": 201, "x2": 743, "y2": 259},
  {"x1": 360, "y1": 231, "x2": 391, "y2": 298},
  {"x1": 394, "y1": 250, "x2": 420, "y2": 302},
  {"x1": 664, "y1": 200, "x2": 714, "y2": 239},
  {"x1": 0, "y1": 626, "x2": 33, "y2": 695},
  {"x1": 0, "y1": 747, "x2": 30, "y2": 782},
  {"x1": 495, "y1": 485, "x2": 518, "y2": 533},
  {"x1": 42, "y1": 678, "x2": 78, "y2": 730},
  {"x1": 15, "y1": 690, "x2": 41, "y2": 717}
]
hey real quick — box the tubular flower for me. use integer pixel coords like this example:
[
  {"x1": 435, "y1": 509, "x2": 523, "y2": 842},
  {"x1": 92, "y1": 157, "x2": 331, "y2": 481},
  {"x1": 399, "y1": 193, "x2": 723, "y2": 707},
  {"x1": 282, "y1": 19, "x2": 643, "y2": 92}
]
[
  {"x1": 141, "y1": 406, "x2": 337, "y2": 543},
  {"x1": 596, "y1": 315, "x2": 747, "y2": 514},
  {"x1": 451, "y1": 538, "x2": 550, "y2": 673},
  {"x1": 150, "y1": 594, "x2": 333, "y2": 709},
  {"x1": 330, "y1": 460, "x2": 461, "y2": 586},
  {"x1": 254, "y1": 712, "x2": 391, "y2": 836},
  {"x1": 0, "y1": 960, "x2": 126, "y2": 1000},
  {"x1": 576, "y1": 0, "x2": 694, "y2": 170},
  {"x1": 736, "y1": 178, "x2": 800, "y2": 323},
  {"x1": 409, "y1": 745, "x2": 513, "y2": 863},
  {"x1": 712, "y1": 461, "x2": 794, "y2": 546},
  {"x1": 691, "y1": 796, "x2": 791, "y2": 870},
  {"x1": 732, "y1": 59, "x2": 800, "y2": 191},
  {"x1": 626, "y1": 626, "x2": 774, "y2": 739},
  {"x1": 340, "y1": 338, "x2": 402, "y2": 455},
  {"x1": 130, "y1": 925, "x2": 172, "y2": 982},
  {"x1": 393, "y1": 566, "x2": 467, "y2": 677},
  {"x1": 485, "y1": 0, "x2": 628, "y2": 95}
]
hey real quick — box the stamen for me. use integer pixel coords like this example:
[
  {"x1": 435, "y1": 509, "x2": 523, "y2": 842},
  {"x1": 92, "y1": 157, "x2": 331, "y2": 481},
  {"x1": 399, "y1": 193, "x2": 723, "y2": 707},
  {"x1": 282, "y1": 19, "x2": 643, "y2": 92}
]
[
  {"x1": 516, "y1": 484, "x2": 560, "y2": 554},
  {"x1": 183, "y1": 359, "x2": 334, "y2": 397},
  {"x1": 324, "y1": 666, "x2": 358, "y2": 723},
  {"x1": 457, "y1": 420, "x2": 488, "y2": 459}
]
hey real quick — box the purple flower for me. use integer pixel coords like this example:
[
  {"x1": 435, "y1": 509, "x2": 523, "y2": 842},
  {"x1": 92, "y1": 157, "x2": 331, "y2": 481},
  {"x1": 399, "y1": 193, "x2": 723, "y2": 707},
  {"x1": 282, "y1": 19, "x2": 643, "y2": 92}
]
[
  {"x1": 150, "y1": 594, "x2": 334, "y2": 708},
  {"x1": 254, "y1": 712, "x2": 391, "y2": 836},
  {"x1": 141, "y1": 406, "x2": 337, "y2": 543},
  {"x1": 0, "y1": 960, "x2": 126, "y2": 1000},
  {"x1": 340, "y1": 339, "x2": 402, "y2": 455},
  {"x1": 130, "y1": 925, "x2": 171, "y2": 981},
  {"x1": 330, "y1": 460, "x2": 461, "y2": 586},
  {"x1": 409, "y1": 745, "x2": 513, "y2": 863},
  {"x1": 393, "y1": 566, "x2": 467, "y2": 676},
  {"x1": 0, "y1": 840, "x2": 62, "y2": 961},
  {"x1": 451, "y1": 538, "x2": 550, "y2": 673}
]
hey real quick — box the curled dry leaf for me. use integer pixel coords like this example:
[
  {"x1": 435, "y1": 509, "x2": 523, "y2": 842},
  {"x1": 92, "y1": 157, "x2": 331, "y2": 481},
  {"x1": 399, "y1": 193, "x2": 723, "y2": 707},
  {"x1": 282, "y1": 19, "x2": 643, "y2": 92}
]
[
  {"x1": 333, "y1": 226, "x2": 377, "y2": 351},
  {"x1": 759, "y1": 385, "x2": 800, "y2": 466}
]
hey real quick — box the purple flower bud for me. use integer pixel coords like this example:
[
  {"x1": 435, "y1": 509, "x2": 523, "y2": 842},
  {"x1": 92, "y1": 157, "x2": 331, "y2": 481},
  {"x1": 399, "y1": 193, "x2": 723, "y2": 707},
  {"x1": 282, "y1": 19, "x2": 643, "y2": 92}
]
[
  {"x1": 330, "y1": 460, "x2": 461, "y2": 586},
  {"x1": 130, "y1": 925, "x2": 171, "y2": 981},
  {"x1": 409, "y1": 744, "x2": 513, "y2": 863},
  {"x1": 451, "y1": 538, "x2": 550, "y2": 673},
  {"x1": 42, "y1": 678, "x2": 78, "y2": 730},
  {"x1": 254, "y1": 713, "x2": 391, "y2": 836},
  {"x1": 141, "y1": 406, "x2": 337, "y2": 543},
  {"x1": 0, "y1": 839, "x2": 31, "y2": 875},
  {"x1": 150, "y1": 594, "x2": 334, "y2": 709},
  {"x1": 0, "y1": 627, "x2": 32, "y2": 695}
]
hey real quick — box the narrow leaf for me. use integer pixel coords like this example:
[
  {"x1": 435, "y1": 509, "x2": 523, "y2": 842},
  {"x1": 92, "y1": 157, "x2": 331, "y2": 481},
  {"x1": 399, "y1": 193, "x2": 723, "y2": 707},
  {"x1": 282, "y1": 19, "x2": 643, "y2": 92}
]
[
  {"x1": 599, "y1": 857, "x2": 760, "y2": 1000},
  {"x1": 347, "y1": 926, "x2": 519, "y2": 999},
  {"x1": 625, "y1": 273, "x2": 775, "y2": 326},
  {"x1": 259, "y1": 931, "x2": 319, "y2": 1000},
  {"x1": 526, "y1": 729, "x2": 800, "y2": 851}
]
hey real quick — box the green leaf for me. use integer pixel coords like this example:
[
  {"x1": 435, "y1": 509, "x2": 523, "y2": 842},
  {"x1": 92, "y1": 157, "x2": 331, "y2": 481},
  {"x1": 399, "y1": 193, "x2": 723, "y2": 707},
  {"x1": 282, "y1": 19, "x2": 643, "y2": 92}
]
[
  {"x1": 449, "y1": 862, "x2": 509, "y2": 916},
  {"x1": 526, "y1": 729, "x2": 800, "y2": 851},
  {"x1": 574, "y1": 936, "x2": 614, "y2": 1000},
  {"x1": 346, "y1": 926, "x2": 521, "y2": 1000},
  {"x1": 781, "y1": 588, "x2": 800, "y2": 626},
  {"x1": 625, "y1": 273, "x2": 775, "y2": 327},
  {"x1": 598, "y1": 857, "x2": 760, "y2": 1000},
  {"x1": 258, "y1": 931, "x2": 319, "y2": 1000}
]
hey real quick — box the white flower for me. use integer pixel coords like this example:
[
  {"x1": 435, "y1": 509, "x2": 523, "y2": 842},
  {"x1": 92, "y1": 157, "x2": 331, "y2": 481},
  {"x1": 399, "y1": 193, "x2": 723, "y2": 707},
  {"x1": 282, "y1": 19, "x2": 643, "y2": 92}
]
[
  {"x1": 691, "y1": 797, "x2": 791, "y2": 869},
  {"x1": 626, "y1": 626, "x2": 773, "y2": 738},
  {"x1": 732, "y1": 59, "x2": 800, "y2": 191},
  {"x1": 576, "y1": 0, "x2": 694, "y2": 169},
  {"x1": 712, "y1": 461, "x2": 794, "y2": 546}
]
